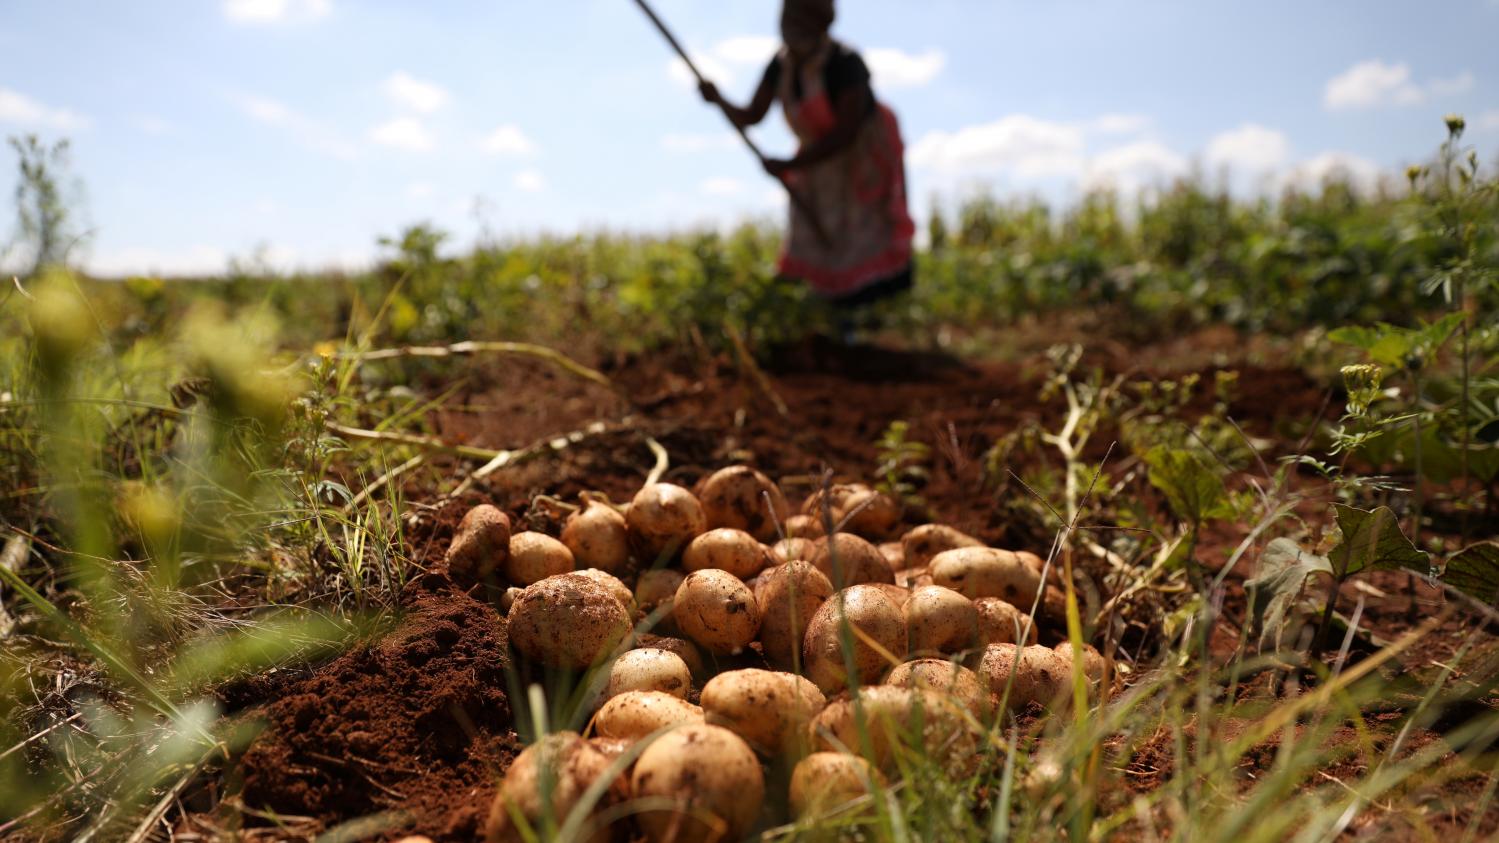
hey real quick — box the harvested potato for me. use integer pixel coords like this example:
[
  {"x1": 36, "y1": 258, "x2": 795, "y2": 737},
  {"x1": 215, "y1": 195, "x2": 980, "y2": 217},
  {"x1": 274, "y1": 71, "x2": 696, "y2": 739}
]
[
  {"x1": 974, "y1": 597, "x2": 1037, "y2": 645},
  {"x1": 903, "y1": 585, "x2": 979, "y2": 657},
  {"x1": 626, "y1": 483, "x2": 706, "y2": 563},
  {"x1": 877, "y1": 541, "x2": 906, "y2": 572},
  {"x1": 683, "y1": 528, "x2": 770, "y2": 579},
  {"x1": 870, "y1": 582, "x2": 912, "y2": 609},
  {"x1": 803, "y1": 585, "x2": 907, "y2": 694},
  {"x1": 771, "y1": 536, "x2": 815, "y2": 564},
  {"x1": 631, "y1": 724, "x2": 764, "y2": 843},
  {"x1": 1055, "y1": 641, "x2": 1108, "y2": 684},
  {"x1": 809, "y1": 685, "x2": 973, "y2": 772},
  {"x1": 571, "y1": 568, "x2": 634, "y2": 613},
  {"x1": 697, "y1": 465, "x2": 789, "y2": 542},
  {"x1": 900, "y1": 523, "x2": 982, "y2": 570},
  {"x1": 673, "y1": 570, "x2": 760, "y2": 655},
  {"x1": 606, "y1": 648, "x2": 692, "y2": 700},
  {"x1": 894, "y1": 566, "x2": 933, "y2": 589},
  {"x1": 509, "y1": 574, "x2": 632, "y2": 670},
  {"x1": 810, "y1": 533, "x2": 896, "y2": 588},
  {"x1": 930, "y1": 547, "x2": 1043, "y2": 607},
  {"x1": 484, "y1": 731, "x2": 622, "y2": 843},
  {"x1": 784, "y1": 514, "x2": 825, "y2": 539},
  {"x1": 977, "y1": 643, "x2": 1071, "y2": 712},
  {"x1": 505, "y1": 532, "x2": 575, "y2": 586},
  {"x1": 885, "y1": 658, "x2": 989, "y2": 719},
  {"x1": 634, "y1": 568, "x2": 685, "y2": 633},
  {"x1": 498, "y1": 586, "x2": 522, "y2": 616},
  {"x1": 789, "y1": 752, "x2": 882, "y2": 819},
  {"x1": 804, "y1": 483, "x2": 902, "y2": 540},
  {"x1": 755, "y1": 560, "x2": 834, "y2": 668},
  {"x1": 446, "y1": 504, "x2": 512, "y2": 585},
  {"x1": 700, "y1": 669, "x2": 826, "y2": 755},
  {"x1": 594, "y1": 691, "x2": 705, "y2": 741},
  {"x1": 562, "y1": 499, "x2": 631, "y2": 575},
  {"x1": 635, "y1": 634, "x2": 707, "y2": 679},
  {"x1": 588, "y1": 736, "x2": 633, "y2": 768}
]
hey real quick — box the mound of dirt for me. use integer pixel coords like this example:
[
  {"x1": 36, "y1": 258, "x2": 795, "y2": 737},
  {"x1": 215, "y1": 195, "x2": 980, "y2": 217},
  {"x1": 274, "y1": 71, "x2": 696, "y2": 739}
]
[{"x1": 236, "y1": 588, "x2": 518, "y2": 840}]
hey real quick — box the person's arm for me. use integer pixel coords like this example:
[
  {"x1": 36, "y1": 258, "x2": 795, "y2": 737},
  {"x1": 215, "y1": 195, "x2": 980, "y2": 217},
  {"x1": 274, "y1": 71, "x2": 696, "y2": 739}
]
[{"x1": 699, "y1": 64, "x2": 776, "y2": 128}]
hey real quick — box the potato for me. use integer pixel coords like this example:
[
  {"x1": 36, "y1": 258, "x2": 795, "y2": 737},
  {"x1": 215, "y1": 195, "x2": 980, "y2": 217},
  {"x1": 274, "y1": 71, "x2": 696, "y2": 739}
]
[
  {"x1": 900, "y1": 523, "x2": 982, "y2": 570},
  {"x1": 784, "y1": 513, "x2": 825, "y2": 539},
  {"x1": 506, "y1": 531, "x2": 575, "y2": 586},
  {"x1": 809, "y1": 685, "x2": 973, "y2": 772},
  {"x1": 789, "y1": 752, "x2": 882, "y2": 819},
  {"x1": 877, "y1": 541, "x2": 906, "y2": 572},
  {"x1": 810, "y1": 533, "x2": 895, "y2": 588},
  {"x1": 803, "y1": 585, "x2": 907, "y2": 694},
  {"x1": 498, "y1": 586, "x2": 522, "y2": 616},
  {"x1": 885, "y1": 659, "x2": 989, "y2": 719},
  {"x1": 700, "y1": 669, "x2": 826, "y2": 756},
  {"x1": 484, "y1": 731, "x2": 622, "y2": 843},
  {"x1": 588, "y1": 736, "x2": 633, "y2": 774},
  {"x1": 974, "y1": 597, "x2": 1037, "y2": 645},
  {"x1": 673, "y1": 569, "x2": 760, "y2": 655},
  {"x1": 977, "y1": 643, "x2": 1071, "y2": 712},
  {"x1": 572, "y1": 568, "x2": 634, "y2": 614},
  {"x1": 755, "y1": 561, "x2": 834, "y2": 668},
  {"x1": 562, "y1": 499, "x2": 631, "y2": 575},
  {"x1": 635, "y1": 634, "x2": 707, "y2": 679},
  {"x1": 446, "y1": 504, "x2": 511, "y2": 584},
  {"x1": 594, "y1": 691, "x2": 705, "y2": 741},
  {"x1": 683, "y1": 528, "x2": 770, "y2": 579},
  {"x1": 804, "y1": 483, "x2": 902, "y2": 540},
  {"x1": 697, "y1": 465, "x2": 789, "y2": 542},
  {"x1": 626, "y1": 483, "x2": 706, "y2": 563},
  {"x1": 634, "y1": 569, "x2": 685, "y2": 633},
  {"x1": 771, "y1": 536, "x2": 815, "y2": 564},
  {"x1": 606, "y1": 648, "x2": 692, "y2": 700},
  {"x1": 509, "y1": 574, "x2": 632, "y2": 670},
  {"x1": 869, "y1": 582, "x2": 912, "y2": 609},
  {"x1": 930, "y1": 547, "x2": 1043, "y2": 607},
  {"x1": 894, "y1": 566, "x2": 933, "y2": 589},
  {"x1": 631, "y1": 724, "x2": 764, "y2": 843},
  {"x1": 903, "y1": 585, "x2": 979, "y2": 657},
  {"x1": 1055, "y1": 641, "x2": 1108, "y2": 684}
]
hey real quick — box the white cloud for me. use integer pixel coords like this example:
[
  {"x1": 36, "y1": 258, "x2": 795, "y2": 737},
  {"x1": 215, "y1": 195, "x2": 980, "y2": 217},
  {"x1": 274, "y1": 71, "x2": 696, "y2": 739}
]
[
  {"x1": 714, "y1": 35, "x2": 779, "y2": 66},
  {"x1": 1090, "y1": 113, "x2": 1151, "y2": 135},
  {"x1": 383, "y1": 71, "x2": 449, "y2": 114},
  {"x1": 700, "y1": 177, "x2": 743, "y2": 196},
  {"x1": 514, "y1": 169, "x2": 547, "y2": 193},
  {"x1": 1323, "y1": 60, "x2": 1473, "y2": 110},
  {"x1": 0, "y1": 87, "x2": 90, "y2": 131},
  {"x1": 865, "y1": 48, "x2": 946, "y2": 90},
  {"x1": 1205, "y1": 123, "x2": 1290, "y2": 174},
  {"x1": 1281, "y1": 152, "x2": 1382, "y2": 193},
  {"x1": 238, "y1": 94, "x2": 291, "y2": 125},
  {"x1": 233, "y1": 93, "x2": 358, "y2": 159},
  {"x1": 1085, "y1": 141, "x2": 1187, "y2": 192},
  {"x1": 90, "y1": 245, "x2": 229, "y2": 278},
  {"x1": 480, "y1": 124, "x2": 536, "y2": 156},
  {"x1": 223, "y1": 0, "x2": 331, "y2": 24},
  {"x1": 908, "y1": 115, "x2": 1086, "y2": 179},
  {"x1": 369, "y1": 117, "x2": 434, "y2": 152},
  {"x1": 661, "y1": 132, "x2": 737, "y2": 153}
]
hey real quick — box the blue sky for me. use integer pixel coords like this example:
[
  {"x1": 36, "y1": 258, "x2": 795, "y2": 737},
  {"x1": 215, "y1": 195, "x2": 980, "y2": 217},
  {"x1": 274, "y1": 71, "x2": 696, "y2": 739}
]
[{"x1": 1, "y1": 0, "x2": 1496, "y2": 276}]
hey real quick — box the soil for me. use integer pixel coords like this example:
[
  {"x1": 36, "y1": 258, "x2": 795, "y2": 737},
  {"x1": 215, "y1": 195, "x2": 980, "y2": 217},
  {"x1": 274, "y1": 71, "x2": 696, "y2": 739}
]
[{"x1": 216, "y1": 329, "x2": 1496, "y2": 841}]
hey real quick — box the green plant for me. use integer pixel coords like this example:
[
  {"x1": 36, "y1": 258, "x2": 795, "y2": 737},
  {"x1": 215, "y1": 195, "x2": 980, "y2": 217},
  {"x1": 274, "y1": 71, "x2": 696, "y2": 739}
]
[
  {"x1": 6, "y1": 135, "x2": 85, "y2": 277},
  {"x1": 874, "y1": 420, "x2": 930, "y2": 508}
]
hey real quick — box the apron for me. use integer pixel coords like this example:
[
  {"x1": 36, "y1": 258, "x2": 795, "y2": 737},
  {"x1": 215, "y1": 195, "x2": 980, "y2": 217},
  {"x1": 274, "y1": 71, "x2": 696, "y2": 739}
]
[{"x1": 775, "y1": 40, "x2": 916, "y2": 299}]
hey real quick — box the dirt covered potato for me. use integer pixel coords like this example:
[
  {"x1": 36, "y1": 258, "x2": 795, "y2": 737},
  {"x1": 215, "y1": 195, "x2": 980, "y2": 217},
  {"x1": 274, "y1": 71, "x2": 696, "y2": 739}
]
[
  {"x1": 673, "y1": 569, "x2": 760, "y2": 655},
  {"x1": 484, "y1": 731, "x2": 623, "y2": 843},
  {"x1": 606, "y1": 648, "x2": 692, "y2": 700},
  {"x1": 789, "y1": 752, "x2": 882, "y2": 820},
  {"x1": 509, "y1": 574, "x2": 632, "y2": 670},
  {"x1": 771, "y1": 536, "x2": 815, "y2": 564},
  {"x1": 594, "y1": 690, "x2": 705, "y2": 741},
  {"x1": 755, "y1": 560, "x2": 834, "y2": 668},
  {"x1": 571, "y1": 568, "x2": 634, "y2": 613},
  {"x1": 804, "y1": 483, "x2": 902, "y2": 540},
  {"x1": 975, "y1": 597, "x2": 1037, "y2": 645},
  {"x1": 631, "y1": 724, "x2": 765, "y2": 843},
  {"x1": 877, "y1": 541, "x2": 906, "y2": 572},
  {"x1": 1055, "y1": 641, "x2": 1108, "y2": 684},
  {"x1": 978, "y1": 643, "x2": 1071, "y2": 712},
  {"x1": 903, "y1": 585, "x2": 979, "y2": 657},
  {"x1": 784, "y1": 514, "x2": 825, "y2": 539},
  {"x1": 810, "y1": 533, "x2": 896, "y2": 588},
  {"x1": 626, "y1": 483, "x2": 706, "y2": 563},
  {"x1": 803, "y1": 585, "x2": 907, "y2": 694},
  {"x1": 634, "y1": 569, "x2": 685, "y2": 633},
  {"x1": 505, "y1": 531, "x2": 575, "y2": 586},
  {"x1": 930, "y1": 546, "x2": 1044, "y2": 607},
  {"x1": 445, "y1": 504, "x2": 511, "y2": 585},
  {"x1": 562, "y1": 498, "x2": 631, "y2": 575},
  {"x1": 683, "y1": 528, "x2": 771, "y2": 579},
  {"x1": 901, "y1": 523, "x2": 982, "y2": 570},
  {"x1": 885, "y1": 658, "x2": 989, "y2": 719},
  {"x1": 635, "y1": 633, "x2": 706, "y2": 679},
  {"x1": 700, "y1": 668, "x2": 826, "y2": 755},
  {"x1": 809, "y1": 685, "x2": 973, "y2": 772},
  {"x1": 697, "y1": 465, "x2": 789, "y2": 542}
]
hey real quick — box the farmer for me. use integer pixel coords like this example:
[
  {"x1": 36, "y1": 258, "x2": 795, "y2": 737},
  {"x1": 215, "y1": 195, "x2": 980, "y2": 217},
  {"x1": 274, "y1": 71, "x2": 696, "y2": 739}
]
[{"x1": 699, "y1": 0, "x2": 916, "y2": 325}]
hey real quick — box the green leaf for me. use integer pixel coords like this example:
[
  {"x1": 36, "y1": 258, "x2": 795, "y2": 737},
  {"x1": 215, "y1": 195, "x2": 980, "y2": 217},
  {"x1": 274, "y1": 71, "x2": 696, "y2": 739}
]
[
  {"x1": 1326, "y1": 504, "x2": 1430, "y2": 578},
  {"x1": 1245, "y1": 537, "x2": 1333, "y2": 650},
  {"x1": 1328, "y1": 324, "x2": 1413, "y2": 368},
  {"x1": 1144, "y1": 445, "x2": 1227, "y2": 524},
  {"x1": 1440, "y1": 542, "x2": 1499, "y2": 603}
]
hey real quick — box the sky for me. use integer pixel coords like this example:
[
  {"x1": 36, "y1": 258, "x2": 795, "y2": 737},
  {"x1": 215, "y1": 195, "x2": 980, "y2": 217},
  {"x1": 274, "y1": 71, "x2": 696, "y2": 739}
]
[{"x1": 1, "y1": 0, "x2": 1497, "y2": 277}]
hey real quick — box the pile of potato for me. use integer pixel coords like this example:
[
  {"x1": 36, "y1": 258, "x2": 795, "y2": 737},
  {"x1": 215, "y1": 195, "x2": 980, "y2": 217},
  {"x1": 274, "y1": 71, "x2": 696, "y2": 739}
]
[{"x1": 445, "y1": 466, "x2": 1107, "y2": 843}]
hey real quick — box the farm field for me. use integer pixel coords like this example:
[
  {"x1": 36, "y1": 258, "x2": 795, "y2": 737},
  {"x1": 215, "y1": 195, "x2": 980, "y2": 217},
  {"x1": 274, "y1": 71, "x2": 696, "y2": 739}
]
[{"x1": 2, "y1": 121, "x2": 1499, "y2": 843}]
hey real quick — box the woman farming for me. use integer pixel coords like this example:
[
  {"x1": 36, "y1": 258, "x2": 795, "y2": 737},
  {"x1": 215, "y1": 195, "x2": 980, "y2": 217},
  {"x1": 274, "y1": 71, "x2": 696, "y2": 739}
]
[{"x1": 700, "y1": 0, "x2": 916, "y2": 314}]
